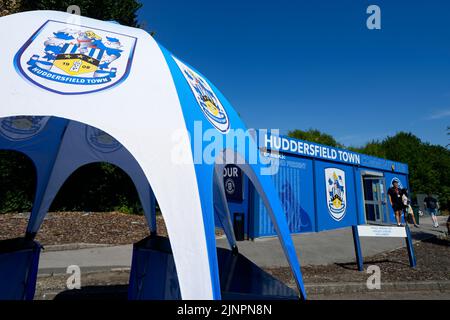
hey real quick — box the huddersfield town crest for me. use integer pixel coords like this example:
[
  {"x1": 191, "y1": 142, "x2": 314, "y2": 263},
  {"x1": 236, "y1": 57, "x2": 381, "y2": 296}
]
[
  {"x1": 325, "y1": 168, "x2": 347, "y2": 221},
  {"x1": 0, "y1": 116, "x2": 50, "y2": 141},
  {"x1": 14, "y1": 20, "x2": 137, "y2": 95},
  {"x1": 173, "y1": 57, "x2": 230, "y2": 133},
  {"x1": 85, "y1": 125, "x2": 122, "y2": 153}
]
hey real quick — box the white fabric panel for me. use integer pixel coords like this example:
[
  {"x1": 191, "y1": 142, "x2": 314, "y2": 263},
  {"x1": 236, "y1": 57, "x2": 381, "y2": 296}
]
[{"x1": 0, "y1": 11, "x2": 213, "y2": 299}]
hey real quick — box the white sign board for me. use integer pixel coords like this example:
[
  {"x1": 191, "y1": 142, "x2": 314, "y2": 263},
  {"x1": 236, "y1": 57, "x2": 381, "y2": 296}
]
[{"x1": 357, "y1": 225, "x2": 407, "y2": 238}]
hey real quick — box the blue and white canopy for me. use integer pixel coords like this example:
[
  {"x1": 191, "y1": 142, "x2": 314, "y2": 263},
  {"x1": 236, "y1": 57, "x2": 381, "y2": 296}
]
[
  {"x1": 0, "y1": 10, "x2": 306, "y2": 300},
  {"x1": 0, "y1": 116, "x2": 157, "y2": 233}
]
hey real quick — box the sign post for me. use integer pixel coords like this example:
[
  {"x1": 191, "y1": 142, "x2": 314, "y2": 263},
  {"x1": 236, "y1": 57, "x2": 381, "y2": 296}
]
[
  {"x1": 353, "y1": 224, "x2": 417, "y2": 269},
  {"x1": 351, "y1": 226, "x2": 364, "y2": 271},
  {"x1": 404, "y1": 225, "x2": 417, "y2": 267}
]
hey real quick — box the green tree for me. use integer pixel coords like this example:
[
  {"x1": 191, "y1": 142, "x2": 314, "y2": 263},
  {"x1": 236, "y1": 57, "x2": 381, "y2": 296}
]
[
  {"x1": 288, "y1": 129, "x2": 450, "y2": 210},
  {"x1": 0, "y1": 0, "x2": 23, "y2": 16},
  {"x1": 288, "y1": 128, "x2": 343, "y2": 148},
  {"x1": 50, "y1": 162, "x2": 143, "y2": 214},
  {"x1": 0, "y1": 1, "x2": 149, "y2": 215},
  {"x1": 0, "y1": 151, "x2": 35, "y2": 213},
  {"x1": 353, "y1": 132, "x2": 450, "y2": 210},
  {"x1": 349, "y1": 140, "x2": 385, "y2": 158},
  {"x1": 21, "y1": 0, "x2": 142, "y2": 27},
  {"x1": 447, "y1": 126, "x2": 449, "y2": 148}
]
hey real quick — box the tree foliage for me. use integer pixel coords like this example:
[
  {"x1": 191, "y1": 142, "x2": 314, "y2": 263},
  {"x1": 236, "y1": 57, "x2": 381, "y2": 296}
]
[
  {"x1": 1, "y1": 129, "x2": 448, "y2": 214},
  {"x1": 0, "y1": 0, "x2": 23, "y2": 17},
  {"x1": 50, "y1": 162, "x2": 143, "y2": 213},
  {"x1": 0, "y1": 151, "x2": 35, "y2": 213},
  {"x1": 0, "y1": 152, "x2": 142, "y2": 214},
  {"x1": 352, "y1": 132, "x2": 450, "y2": 209},
  {"x1": 289, "y1": 129, "x2": 450, "y2": 210},
  {"x1": 288, "y1": 128, "x2": 343, "y2": 148},
  {"x1": 16, "y1": 0, "x2": 142, "y2": 27}
]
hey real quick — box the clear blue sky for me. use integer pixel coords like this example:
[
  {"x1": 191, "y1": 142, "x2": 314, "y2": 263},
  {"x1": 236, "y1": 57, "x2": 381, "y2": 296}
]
[{"x1": 138, "y1": 0, "x2": 450, "y2": 147}]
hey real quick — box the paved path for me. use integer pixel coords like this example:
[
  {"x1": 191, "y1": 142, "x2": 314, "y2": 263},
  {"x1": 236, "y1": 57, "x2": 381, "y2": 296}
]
[
  {"x1": 38, "y1": 215, "x2": 448, "y2": 274},
  {"x1": 39, "y1": 245, "x2": 133, "y2": 274},
  {"x1": 217, "y1": 215, "x2": 448, "y2": 267}
]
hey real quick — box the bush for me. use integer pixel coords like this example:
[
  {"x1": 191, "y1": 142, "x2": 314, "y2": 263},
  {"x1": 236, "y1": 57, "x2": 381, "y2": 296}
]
[{"x1": 0, "y1": 154, "x2": 143, "y2": 214}]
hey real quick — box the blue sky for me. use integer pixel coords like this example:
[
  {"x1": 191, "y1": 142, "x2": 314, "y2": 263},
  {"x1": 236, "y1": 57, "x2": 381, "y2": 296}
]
[{"x1": 138, "y1": 0, "x2": 450, "y2": 147}]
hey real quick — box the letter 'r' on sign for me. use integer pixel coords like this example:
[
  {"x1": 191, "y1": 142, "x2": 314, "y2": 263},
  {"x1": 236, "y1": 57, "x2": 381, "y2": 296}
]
[{"x1": 367, "y1": 5, "x2": 381, "y2": 30}]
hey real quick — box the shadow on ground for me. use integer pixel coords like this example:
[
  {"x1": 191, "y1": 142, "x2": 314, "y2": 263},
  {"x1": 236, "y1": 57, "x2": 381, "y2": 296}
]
[
  {"x1": 335, "y1": 258, "x2": 410, "y2": 271},
  {"x1": 421, "y1": 236, "x2": 450, "y2": 247},
  {"x1": 54, "y1": 285, "x2": 128, "y2": 300}
]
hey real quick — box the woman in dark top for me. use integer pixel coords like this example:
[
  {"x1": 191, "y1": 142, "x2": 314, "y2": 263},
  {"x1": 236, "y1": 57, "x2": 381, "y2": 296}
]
[{"x1": 388, "y1": 180, "x2": 403, "y2": 226}]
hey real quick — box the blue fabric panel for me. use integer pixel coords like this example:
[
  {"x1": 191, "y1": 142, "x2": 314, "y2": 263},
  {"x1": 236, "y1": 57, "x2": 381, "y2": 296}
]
[
  {"x1": 160, "y1": 45, "x2": 306, "y2": 299},
  {"x1": 217, "y1": 248, "x2": 297, "y2": 299},
  {"x1": 27, "y1": 120, "x2": 156, "y2": 233},
  {"x1": 0, "y1": 238, "x2": 41, "y2": 300},
  {"x1": 128, "y1": 236, "x2": 297, "y2": 300},
  {"x1": 128, "y1": 236, "x2": 181, "y2": 300},
  {"x1": 0, "y1": 116, "x2": 156, "y2": 234},
  {"x1": 0, "y1": 116, "x2": 69, "y2": 236},
  {"x1": 25, "y1": 243, "x2": 41, "y2": 300}
]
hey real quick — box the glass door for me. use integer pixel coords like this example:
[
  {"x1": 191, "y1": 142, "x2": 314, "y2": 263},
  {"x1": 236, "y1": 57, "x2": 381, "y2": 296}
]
[{"x1": 363, "y1": 177, "x2": 388, "y2": 224}]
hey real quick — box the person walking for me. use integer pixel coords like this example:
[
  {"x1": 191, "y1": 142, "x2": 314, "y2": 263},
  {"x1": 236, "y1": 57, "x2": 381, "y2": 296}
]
[
  {"x1": 424, "y1": 193, "x2": 439, "y2": 228},
  {"x1": 401, "y1": 188, "x2": 419, "y2": 228},
  {"x1": 388, "y1": 180, "x2": 403, "y2": 226}
]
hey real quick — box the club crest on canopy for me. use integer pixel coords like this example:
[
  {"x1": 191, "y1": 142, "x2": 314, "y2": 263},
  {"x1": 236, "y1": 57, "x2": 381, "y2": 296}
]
[
  {"x1": 85, "y1": 126, "x2": 122, "y2": 153},
  {"x1": 14, "y1": 20, "x2": 137, "y2": 95},
  {"x1": 0, "y1": 116, "x2": 50, "y2": 141},
  {"x1": 173, "y1": 56, "x2": 230, "y2": 133}
]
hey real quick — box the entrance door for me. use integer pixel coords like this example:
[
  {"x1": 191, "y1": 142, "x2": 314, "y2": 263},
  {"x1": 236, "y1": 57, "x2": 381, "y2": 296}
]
[{"x1": 363, "y1": 177, "x2": 388, "y2": 224}]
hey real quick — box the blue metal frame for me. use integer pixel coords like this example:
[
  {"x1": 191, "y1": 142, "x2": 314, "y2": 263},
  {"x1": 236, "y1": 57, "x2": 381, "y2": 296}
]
[
  {"x1": 405, "y1": 225, "x2": 417, "y2": 268},
  {"x1": 351, "y1": 226, "x2": 364, "y2": 271},
  {"x1": 352, "y1": 225, "x2": 417, "y2": 271}
]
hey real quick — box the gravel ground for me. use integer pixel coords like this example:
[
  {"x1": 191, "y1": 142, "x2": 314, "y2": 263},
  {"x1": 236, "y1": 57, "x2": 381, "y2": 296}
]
[
  {"x1": 265, "y1": 236, "x2": 450, "y2": 288},
  {"x1": 0, "y1": 212, "x2": 154, "y2": 245},
  {"x1": 1, "y1": 212, "x2": 448, "y2": 299},
  {"x1": 34, "y1": 238, "x2": 450, "y2": 300},
  {"x1": 36, "y1": 270, "x2": 130, "y2": 300},
  {"x1": 0, "y1": 211, "x2": 223, "y2": 245}
]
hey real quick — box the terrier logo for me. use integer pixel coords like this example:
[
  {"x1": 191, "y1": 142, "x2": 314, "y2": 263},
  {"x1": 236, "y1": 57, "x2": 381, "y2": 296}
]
[
  {"x1": 14, "y1": 20, "x2": 137, "y2": 95},
  {"x1": 325, "y1": 168, "x2": 347, "y2": 221},
  {"x1": 173, "y1": 56, "x2": 230, "y2": 133}
]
